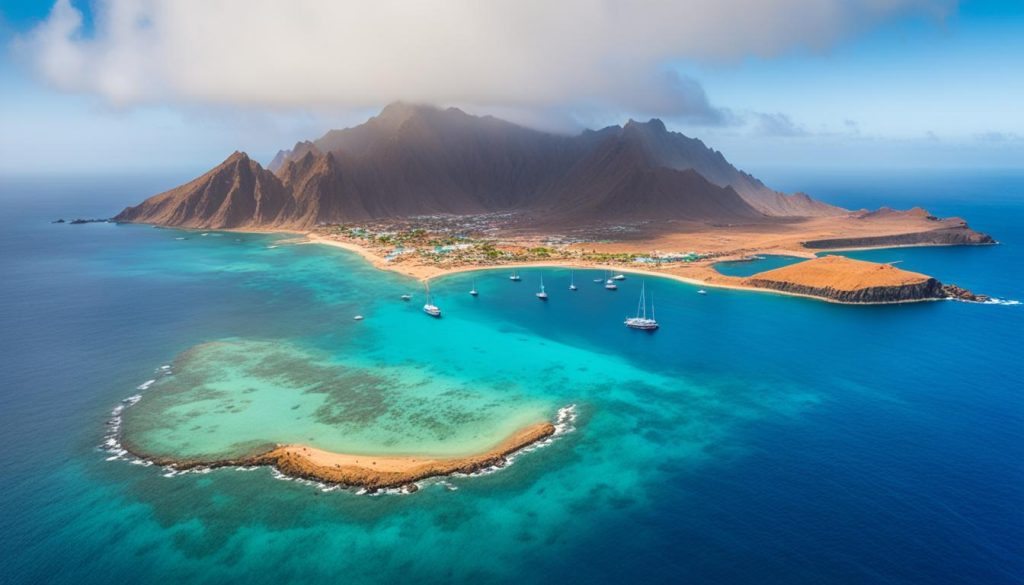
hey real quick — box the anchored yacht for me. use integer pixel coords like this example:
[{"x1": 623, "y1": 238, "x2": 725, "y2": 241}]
[
  {"x1": 625, "y1": 282, "x2": 658, "y2": 330},
  {"x1": 423, "y1": 281, "x2": 441, "y2": 318}
]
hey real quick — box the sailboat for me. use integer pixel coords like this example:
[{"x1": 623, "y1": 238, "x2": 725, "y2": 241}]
[
  {"x1": 605, "y1": 270, "x2": 618, "y2": 290},
  {"x1": 422, "y1": 281, "x2": 441, "y2": 318},
  {"x1": 612, "y1": 273, "x2": 626, "y2": 281},
  {"x1": 569, "y1": 270, "x2": 578, "y2": 291},
  {"x1": 536, "y1": 277, "x2": 548, "y2": 300},
  {"x1": 469, "y1": 280, "x2": 479, "y2": 296},
  {"x1": 509, "y1": 271, "x2": 521, "y2": 281},
  {"x1": 625, "y1": 282, "x2": 658, "y2": 330}
]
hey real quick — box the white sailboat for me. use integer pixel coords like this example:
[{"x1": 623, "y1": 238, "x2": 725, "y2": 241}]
[
  {"x1": 625, "y1": 282, "x2": 658, "y2": 330},
  {"x1": 569, "y1": 270, "x2": 578, "y2": 291},
  {"x1": 536, "y1": 277, "x2": 548, "y2": 300},
  {"x1": 423, "y1": 281, "x2": 441, "y2": 317},
  {"x1": 509, "y1": 271, "x2": 521, "y2": 281},
  {"x1": 469, "y1": 280, "x2": 478, "y2": 296},
  {"x1": 605, "y1": 270, "x2": 618, "y2": 290}
]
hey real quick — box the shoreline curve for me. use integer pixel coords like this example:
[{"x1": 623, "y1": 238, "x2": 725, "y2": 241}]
[{"x1": 120, "y1": 421, "x2": 559, "y2": 492}]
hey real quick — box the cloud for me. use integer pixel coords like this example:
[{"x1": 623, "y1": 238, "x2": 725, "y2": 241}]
[
  {"x1": 15, "y1": 0, "x2": 952, "y2": 122},
  {"x1": 974, "y1": 131, "x2": 1022, "y2": 143},
  {"x1": 753, "y1": 112, "x2": 807, "y2": 137}
]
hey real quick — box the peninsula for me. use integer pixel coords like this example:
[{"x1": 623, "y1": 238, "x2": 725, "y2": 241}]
[{"x1": 113, "y1": 103, "x2": 994, "y2": 303}]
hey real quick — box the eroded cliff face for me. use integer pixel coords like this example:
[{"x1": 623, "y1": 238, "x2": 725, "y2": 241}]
[
  {"x1": 744, "y1": 277, "x2": 947, "y2": 304},
  {"x1": 740, "y1": 255, "x2": 985, "y2": 304},
  {"x1": 803, "y1": 226, "x2": 995, "y2": 249}
]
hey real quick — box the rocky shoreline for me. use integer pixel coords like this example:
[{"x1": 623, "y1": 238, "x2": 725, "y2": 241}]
[
  {"x1": 803, "y1": 226, "x2": 995, "y2": 249},
  {"x1": 122, "y1": 421, "x2": 557, "y2": 493},
  {"x1": 744, "y1": 277, "x2": 947, "y2": 304},
  {"x1": 742, "y1": 255, "x2": 988, "y2": 304}
]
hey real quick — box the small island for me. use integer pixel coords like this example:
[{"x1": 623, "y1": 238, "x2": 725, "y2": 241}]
[
  {"x1": 114, "y1": 339, "x2": 568, "y2": 492},
  {"x1": 739, "y1": 255, "x2": 986, "y2": 304},
  {"x1": 147, "y1": 422, "x2": 556, "y2": 492}
]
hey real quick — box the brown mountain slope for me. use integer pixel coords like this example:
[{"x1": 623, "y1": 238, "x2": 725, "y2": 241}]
[
  {"x1": 612, "y1": 118, "x2": 840, "y2": 216},
  {"x1": 117, "y1": 103, "x2": 842, "y2": 229},
  {"x1": 114, "y1": 152, "x2": 291, "y2": 229},
  {"x1": 539, "y1": 127, "x2": 765, "y2": 223}
]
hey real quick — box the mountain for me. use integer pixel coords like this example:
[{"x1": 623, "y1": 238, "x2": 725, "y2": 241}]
[
  {"x1": 114, "y1": 151, "x2": 291, "y2": 228},
  {"x1": 116, "y1": 103, "x2": 842, "y2": 229}
]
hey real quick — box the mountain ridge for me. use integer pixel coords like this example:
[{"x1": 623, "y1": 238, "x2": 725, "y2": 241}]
[{"x1": 116, "y1": 103, "x2": 843, "y2": 229}]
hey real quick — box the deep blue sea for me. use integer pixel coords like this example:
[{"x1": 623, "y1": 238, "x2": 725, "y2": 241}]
[{"x1": 1, "y1": 170, "x2": 1022, "y2": 584}]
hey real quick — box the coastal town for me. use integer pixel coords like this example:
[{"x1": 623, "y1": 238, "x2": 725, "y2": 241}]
[{"x1": 309, "y1": 212, "x2": 711, "y2": 274}]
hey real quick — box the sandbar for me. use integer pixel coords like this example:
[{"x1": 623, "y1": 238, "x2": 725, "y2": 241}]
[{"x1": 130, "y1": 421, "x2": 556, "y2": 491}]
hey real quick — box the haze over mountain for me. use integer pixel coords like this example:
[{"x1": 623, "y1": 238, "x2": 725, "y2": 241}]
[{"x1": 115, "y1": 103, "x2": 840, "y2": 229}]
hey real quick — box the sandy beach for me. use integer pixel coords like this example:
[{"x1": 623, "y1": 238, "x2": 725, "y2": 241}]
[
  {"x1": 133, "y1": 421, "x2": 558, "y2": 491},
  {"x1": 302, "y1": 232, "x2": 968, "y2": 305}
]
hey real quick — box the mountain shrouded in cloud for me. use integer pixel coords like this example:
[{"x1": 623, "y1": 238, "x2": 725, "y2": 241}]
[
  {"x1": 114, "y1": 103, "x2": 841, "y2": 228},
  {"x1": 19, "y1": 0, "x2": 952, "y2": 123}
]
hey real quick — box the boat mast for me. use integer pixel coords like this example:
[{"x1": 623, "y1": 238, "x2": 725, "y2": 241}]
[{"x1": 637, "y1": 282, "x2": 645, "y2": 319}]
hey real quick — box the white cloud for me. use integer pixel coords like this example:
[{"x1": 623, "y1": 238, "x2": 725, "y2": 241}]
[
  {"x1": 16, "y1": 0, "x2": 952, "y2": 123},
  {"x1": 753, "y1": 112, "x2": 807, "y2": 137}
]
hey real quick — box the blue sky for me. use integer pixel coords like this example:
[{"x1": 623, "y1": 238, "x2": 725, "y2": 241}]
[{"x1": 0, "y1": 0, "x2": 1022, "y2": 176}]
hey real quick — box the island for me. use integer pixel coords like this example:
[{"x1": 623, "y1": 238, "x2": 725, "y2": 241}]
[
  {"x1": 111, "y1": 103, "x2": 994, "y2": 305},
  {"x1": 100, "y1": 104, "x2": 999, "y2": 492},
  {"x1": 739, "y1": 255, "x2": 986, "y2": 304},
  {"x1": 112, "y1": 339, "x2": 569, "y2": 492},
  {"x1": 138, "y1": 422, "x2": 556, "y2": 492}
]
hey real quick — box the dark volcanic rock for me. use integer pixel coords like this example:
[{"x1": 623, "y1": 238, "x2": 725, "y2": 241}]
[
  {"x1": 745, "y1": 277, "x2": 948, "y2": 304},
  {"x1": 942, "y1": 284, "x2": 990, "y2": 303},
  {"x1": 803, "y1": 226, "x2": 995, "y2": 249}
]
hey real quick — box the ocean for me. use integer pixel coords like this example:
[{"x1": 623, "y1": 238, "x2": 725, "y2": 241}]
[{"x1": 0, "y1": 170, "x2": 1021, "y2": 584}]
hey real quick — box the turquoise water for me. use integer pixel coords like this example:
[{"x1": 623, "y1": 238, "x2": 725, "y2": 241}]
[
  {"x1": 1, "y1": 171, "x2": 1023, "y2": 583},
  {"x1": 713, "y1": 254, "x2": 806, "y2": 277}
]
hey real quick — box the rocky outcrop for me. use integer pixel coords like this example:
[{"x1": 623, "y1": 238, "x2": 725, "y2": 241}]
[
  {"x1": 941, "y1": 284, "x2": 990, "y2": 303},
  {"x1": 803, "y1": 226, "x2": 995, "y2": 249},
  {"x1": 741, "y1": 255, "x2": 987, "y2": 304},
  {"x1": 745, "y1": 276, "x2": 947, "y2": 303}
]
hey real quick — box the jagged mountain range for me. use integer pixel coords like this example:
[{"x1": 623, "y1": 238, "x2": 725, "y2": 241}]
[{"x1": 115, "y1": 103, "x2": 841, "y2": 229}]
